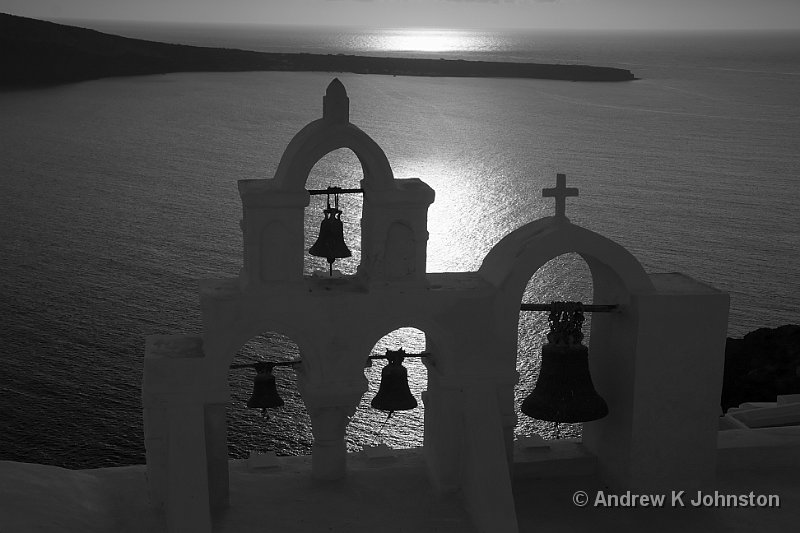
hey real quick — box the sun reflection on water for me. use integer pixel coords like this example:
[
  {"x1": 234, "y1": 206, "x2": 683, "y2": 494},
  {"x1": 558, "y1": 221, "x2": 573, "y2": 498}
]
[{"x1": 371, "y1": 28, "x2": 484, "y2": 53}]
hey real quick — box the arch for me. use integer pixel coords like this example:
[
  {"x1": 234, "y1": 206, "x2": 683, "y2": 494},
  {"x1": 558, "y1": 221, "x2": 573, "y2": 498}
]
[
  {"x1": 351, "y1": 324, "x2": 431, "y2": 451},
  {"x1": 271, "y1": 119, "x2": 395, "y2": 192},
  {"x1": 204, "y1": 311, "x2": 320, "y2": 384},
  {"x1": 304, "y1": 148, "x2": 365, "y2": 276},
  {"x1": 306, "y1": 147, "x2": 366, "y2": 191},
  {"x1": 232, "y1": 319, "x2": 310, "y2": 363},
  {"x1": 227, "y1": 331, "x2": 313, "y2": 458},
  {"x1": 231, "y1": 330, "x2": 302, "y2": 362},
  {"x1": 354, "y1": 313, "x2": 453, "y2": 363},
  {"x1": 479, "y1": 218, "x2": 654, "y2": 299},
  {"x1": 514, "y1": 252, "x2": 595, "y2": 442}
]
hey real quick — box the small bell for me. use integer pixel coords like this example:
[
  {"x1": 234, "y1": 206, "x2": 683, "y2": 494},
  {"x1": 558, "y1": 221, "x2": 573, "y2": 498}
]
[
  {"x1": 371, "y1": 351, "x2": 417, "y2": 412},
  {"x1": 521, "y1": 303, "x2": 608, "y2": 423},
  {"x1": 309, "y1": 192, "x2": 352, "y2": 275},
  {"x1": 247, "y1": 363, "x2": 284, "y2": 410}
]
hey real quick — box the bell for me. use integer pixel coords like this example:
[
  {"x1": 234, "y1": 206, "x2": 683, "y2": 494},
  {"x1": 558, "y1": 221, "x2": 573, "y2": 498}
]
[
  {"x1": 521, "y1": 343, "x2": 608, "y2": 423},
  {"x1": 521, "y1": 302, "x2": 608, "y2": 423},
  {"x1": 371, "y1": 353, "x2": 417, "y2": 412},
  {"x1": 247, "y1": 363, "x2": 284, "y2": 409},
  {"x1": 309, "y1": 193, "x2": 351, "y2": 275}
]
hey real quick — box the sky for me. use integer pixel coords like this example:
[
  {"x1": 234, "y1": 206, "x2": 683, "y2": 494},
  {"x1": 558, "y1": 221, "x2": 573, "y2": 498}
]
[{"x1": 2, "y1": 0, "x2": 800, "y2": 31}]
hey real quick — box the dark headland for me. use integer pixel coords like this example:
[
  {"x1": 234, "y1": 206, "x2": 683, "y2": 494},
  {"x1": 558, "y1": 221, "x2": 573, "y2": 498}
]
[{"x1": 1, "y1": 13, "x2": 635, "y2": 88}]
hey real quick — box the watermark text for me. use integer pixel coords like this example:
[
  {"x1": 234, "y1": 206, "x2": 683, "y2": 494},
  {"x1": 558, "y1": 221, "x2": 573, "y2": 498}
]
[{"x1": 571, "y1": 490, "x2": 780, "y2": 508}]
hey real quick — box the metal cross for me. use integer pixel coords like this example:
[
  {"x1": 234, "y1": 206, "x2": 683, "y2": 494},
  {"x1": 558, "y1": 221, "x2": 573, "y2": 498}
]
[{"x1": 542, "y1": 173, "x2": 578, "y2": 219}]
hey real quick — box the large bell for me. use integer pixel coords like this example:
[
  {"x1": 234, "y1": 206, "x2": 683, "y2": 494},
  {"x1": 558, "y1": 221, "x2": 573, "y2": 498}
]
[
  {"x1": 521, "y1": 344, "x2": 608, "y2": 423},
  {"x1": 247, "y1": 363, "x2": 284, "y2": 409},
  {"x1": 521, "y1": 302, "x2": 608, "y2": 423},
  {"x1": 371, "y1": 354, "x2": 417, "y2": 412},
  {"x1": 309, "y1": 193, "x2": 351, "y2": 274}
]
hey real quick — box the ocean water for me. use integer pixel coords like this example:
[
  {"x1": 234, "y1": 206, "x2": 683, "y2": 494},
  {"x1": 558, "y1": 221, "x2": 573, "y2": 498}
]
[{"x1": 1, "y1": 24, "x2": 798, "y2": 468}]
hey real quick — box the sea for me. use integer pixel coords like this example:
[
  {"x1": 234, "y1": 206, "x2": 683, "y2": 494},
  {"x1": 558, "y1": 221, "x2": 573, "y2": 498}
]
[{"x1": 1, "y1": 22, "x2": 798, "y2": 469}]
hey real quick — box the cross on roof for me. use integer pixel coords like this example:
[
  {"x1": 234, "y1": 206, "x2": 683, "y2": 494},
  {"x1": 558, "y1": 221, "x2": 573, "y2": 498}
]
[{"x1": 542, "y1": 173, "x2": 578, "y2": 219}]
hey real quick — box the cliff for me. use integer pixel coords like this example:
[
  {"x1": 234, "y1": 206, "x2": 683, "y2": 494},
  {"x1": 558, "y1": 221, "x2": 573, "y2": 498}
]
[
  {"x1": 722, "y1": 324, "x2": 800, "y2": 411},
  {"x1": 0, "y1": 13, "x2": 636, "y2": 88}
]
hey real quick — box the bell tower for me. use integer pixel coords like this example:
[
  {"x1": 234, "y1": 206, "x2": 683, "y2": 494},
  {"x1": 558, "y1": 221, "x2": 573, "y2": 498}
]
[
  {"x1": 237, "y1": 78, "x2": 434, "y2": 286},
  {"x1": 143, "y1": 80, "x2": 730, "y2": 533}
]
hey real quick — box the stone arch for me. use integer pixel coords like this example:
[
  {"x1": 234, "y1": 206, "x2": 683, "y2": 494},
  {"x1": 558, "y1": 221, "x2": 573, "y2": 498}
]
[
  {"x1": 204, "y1": 311, "x2": 319, "y2": 386},
  {"x1": 514, "y1": 252, "x2": 596, "y2": 441},
  {"x1": 272, "y1": 122, "x2": 395, "y2": 192},
  {"x1": 357, "y1": 314, "x2": 459, "y2": 394},
  {"x1": 355, "y1": 313, "x2": 453, "y2": 364},
  {"x1": 350, "y1": 321, "x2": 443, "y2": 451},
  {"x1": 303, "y1": 148, "x2": 366, "y2": 276},
  {"x1": 229, "y1": 328, "x2": 303, "y2": 364},
  {"x1": 478, "y1": 218, "x2": 655, "y2": 447},
  {"x1": 226, "y1": 330, "x2": 311, "y2": 457},
  {"x1": 479, "y1": 218, "x2": 654, "y2": 304},
  {"x1": 270, "y1": 80, "x2": 394, "y2": 193}
]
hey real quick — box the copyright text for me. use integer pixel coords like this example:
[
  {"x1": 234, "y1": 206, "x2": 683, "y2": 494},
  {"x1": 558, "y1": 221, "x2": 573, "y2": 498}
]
[{"x1": 572, "y1": 490, "x2": 780, "y2": 508}]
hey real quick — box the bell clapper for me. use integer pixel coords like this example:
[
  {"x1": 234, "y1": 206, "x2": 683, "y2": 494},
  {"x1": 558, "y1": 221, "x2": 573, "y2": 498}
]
[
  {"x1": 378, "y1": 411, "x2": 394, "y2": 436},
  {"x1": 365, "y1": 412, "x2": 397, "y2": 459},
  {"x1": 373, "y1": 411, "x2": 394, "y2": 447}
]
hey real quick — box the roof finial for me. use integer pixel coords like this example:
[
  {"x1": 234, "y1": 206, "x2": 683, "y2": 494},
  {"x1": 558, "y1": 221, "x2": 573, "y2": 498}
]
[
  {"x1": 542, "y1": 173, "x2": 578, "y2": 220},
  {"x1": 323, "y1": 78, "x2": 349, "y2": 123}
]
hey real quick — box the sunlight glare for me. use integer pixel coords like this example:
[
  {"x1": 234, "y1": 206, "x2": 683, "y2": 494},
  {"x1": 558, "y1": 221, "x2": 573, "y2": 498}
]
[{"x1": 378, "y1": 28, "x2": 474, "y2": 53}]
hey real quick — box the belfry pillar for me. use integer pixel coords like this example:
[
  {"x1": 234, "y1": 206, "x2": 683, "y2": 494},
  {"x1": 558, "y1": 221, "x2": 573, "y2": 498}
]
[
  {"x1": 297, "y1": 372, "x2": 367, "y2": 480},
  {"x1": 143, "y1": 335, "x2": 229, "y2": 533},
  {"x1": 359, "y1": 178, "x2": 434, "y2": 283},
  {"x1": 237, "y1": 181, "x2": 310, "y2": 286}
]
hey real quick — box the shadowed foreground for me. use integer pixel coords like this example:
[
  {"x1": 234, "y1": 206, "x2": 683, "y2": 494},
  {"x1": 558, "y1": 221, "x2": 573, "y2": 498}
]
[{"x1": 3, "y1": 438, "x2": 799, "y2": 533}]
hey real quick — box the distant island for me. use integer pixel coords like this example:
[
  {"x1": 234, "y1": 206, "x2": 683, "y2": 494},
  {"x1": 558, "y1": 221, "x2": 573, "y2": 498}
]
[{"x1": 1, "y1": 13, "x2": 635, "y2": 88}]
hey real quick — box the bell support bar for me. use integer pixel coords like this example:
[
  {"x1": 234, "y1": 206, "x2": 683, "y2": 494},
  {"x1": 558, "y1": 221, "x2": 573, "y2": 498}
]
[
  {"x1": 368, "y1": 352, "x2": 430, "y2": 360},
  {"x1": 520, "y1": 304, "x2": 618, "y2": 313},
  {"x1": 368, "y1": 348, "x2": 429, "y2": 361},
  {"x1": 308, "y1": 186, "x2": 364, "y2": 195},
  {"x1": 231, "y1": 350, "x2": 428, "y2": 370},
  {"x1": 230, "y1": 360, "x2": 302, "y2": 370}
]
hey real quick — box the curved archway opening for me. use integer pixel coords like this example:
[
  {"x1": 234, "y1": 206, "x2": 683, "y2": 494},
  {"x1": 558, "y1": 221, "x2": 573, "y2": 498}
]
[
  {"x1": 303, "y1": 148, "x2": 364, "y2": 276},
  {"x1": 515, "y1": 252, "x2": 595, "y2": 441},
  {"x1": 348, "y1": 327, "x2": 427, "y2": 452},
  {"x1": 227, "y1": 331, "x2": 312, "y2": 459}
]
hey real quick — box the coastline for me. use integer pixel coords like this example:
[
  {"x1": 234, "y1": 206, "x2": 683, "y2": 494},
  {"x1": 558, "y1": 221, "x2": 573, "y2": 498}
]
[{"x1": 1, "y1": 13, "x2": 636, "y2": 88}]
